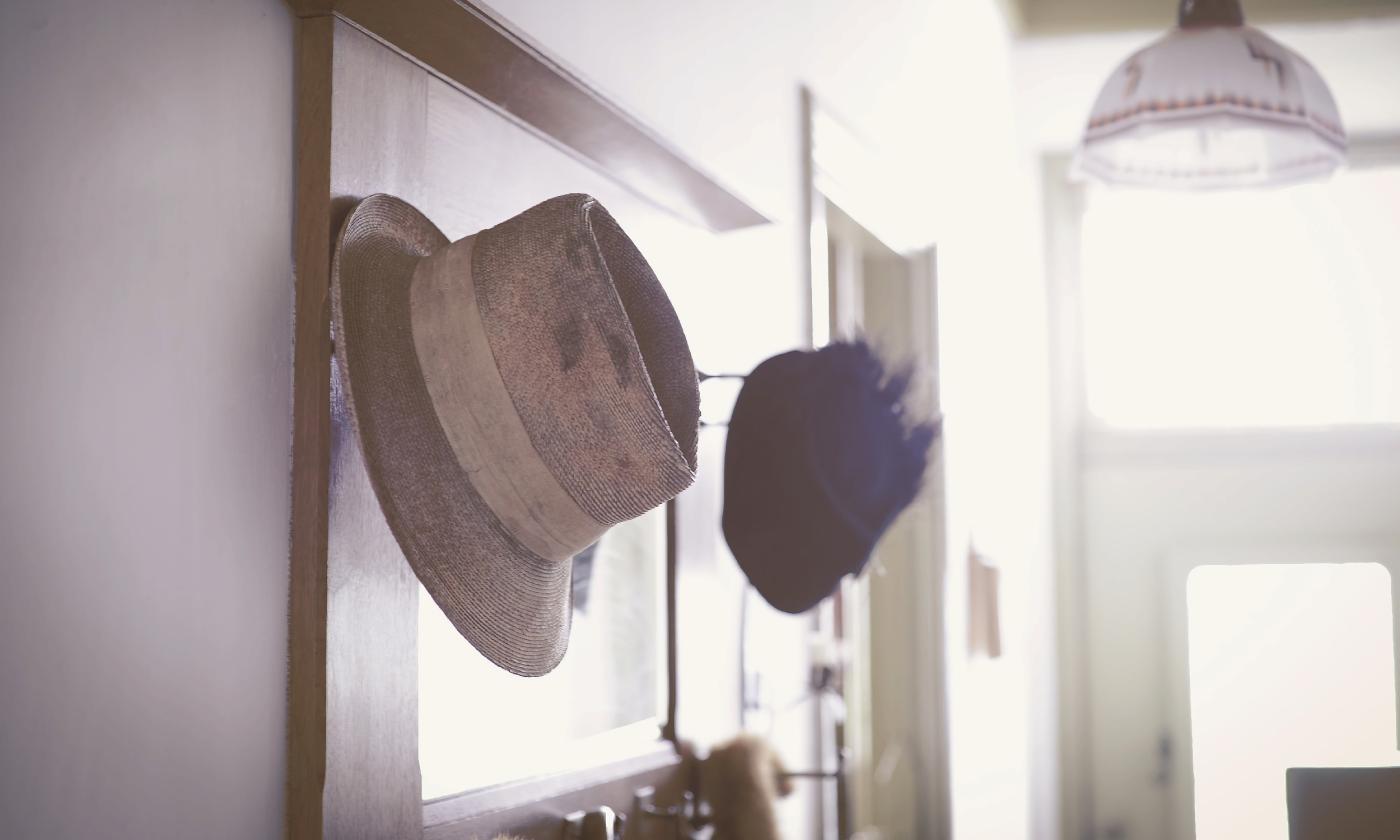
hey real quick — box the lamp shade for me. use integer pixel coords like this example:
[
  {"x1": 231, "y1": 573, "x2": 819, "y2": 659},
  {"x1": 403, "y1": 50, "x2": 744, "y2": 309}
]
[{"x1": 1073, "y1": 3, "x2": 1346, "y2": 189}]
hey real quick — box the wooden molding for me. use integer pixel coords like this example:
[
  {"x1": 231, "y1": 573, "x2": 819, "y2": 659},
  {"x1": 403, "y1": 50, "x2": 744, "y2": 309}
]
[
  {"x1": 283, "y1": 4, "x2": 766, "y2": 836},
  {"x1": 286, "y1": 0, "x2": 767, "y2": 232},
  {"x1": 287, "y1": 0, "x2": 338, "y2": 14},
  {"x1": 286, "y1": 15, "x2": 335, "y2": 840},
  {"x1": 424, "y1": 745, "x2": 685, "y2": 840}
]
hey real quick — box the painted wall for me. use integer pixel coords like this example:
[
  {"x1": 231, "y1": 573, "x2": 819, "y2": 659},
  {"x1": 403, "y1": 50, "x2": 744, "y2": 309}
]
[
  {"x1": 0, "y1": 1, "x2": 294, "y2": 838},
  {"x1": 925, "y1": 3, "x2": 1058, "y2": 839}
]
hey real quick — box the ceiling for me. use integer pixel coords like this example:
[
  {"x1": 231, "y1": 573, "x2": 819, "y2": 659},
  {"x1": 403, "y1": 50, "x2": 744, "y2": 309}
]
[{"x1": 1011, "y1": 0, "x2": 1400, "y2": 35}]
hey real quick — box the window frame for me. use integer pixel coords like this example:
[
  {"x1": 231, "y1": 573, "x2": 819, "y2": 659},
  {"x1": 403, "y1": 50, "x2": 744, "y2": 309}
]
[{"x1": 1051, "y1": 137, "x2": 1400, "y2": 456}]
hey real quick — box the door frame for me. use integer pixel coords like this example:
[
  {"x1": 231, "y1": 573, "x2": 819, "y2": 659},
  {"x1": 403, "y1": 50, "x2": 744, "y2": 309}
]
[{"x1": 803, "y1": 87, "x2": 953, "y2": 840}]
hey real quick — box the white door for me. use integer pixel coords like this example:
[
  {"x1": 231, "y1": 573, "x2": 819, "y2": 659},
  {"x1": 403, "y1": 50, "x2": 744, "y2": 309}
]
[{"x1": 1160, "y1": 545, "x2": 1400, "y2": 840}]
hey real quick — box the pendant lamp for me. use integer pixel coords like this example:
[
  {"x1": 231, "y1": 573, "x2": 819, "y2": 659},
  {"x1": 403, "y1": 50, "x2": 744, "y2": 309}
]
[{"x1": 1073, "y1": 0, "x2": 1346, "y2": 189}]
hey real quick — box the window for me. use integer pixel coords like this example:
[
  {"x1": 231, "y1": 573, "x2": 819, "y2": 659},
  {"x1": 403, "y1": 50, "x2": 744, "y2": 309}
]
[{"x1": 1079, "y1": 164, "x2": 1400, "y2": 429}]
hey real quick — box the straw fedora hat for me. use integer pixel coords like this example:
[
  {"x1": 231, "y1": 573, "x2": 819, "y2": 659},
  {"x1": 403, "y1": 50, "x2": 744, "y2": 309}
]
[{"x1": 331, "y1": 193, "x2": 699, "y2": 676}]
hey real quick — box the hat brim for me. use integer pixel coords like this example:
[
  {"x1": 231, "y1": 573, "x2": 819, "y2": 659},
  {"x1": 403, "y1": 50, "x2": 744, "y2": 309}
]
[
  {"x1": 332, "y1": 194, "x2": 572, "y2": 677},
  {"x1": 729, "y1": 522, "x2": 868, "y2": 614}
]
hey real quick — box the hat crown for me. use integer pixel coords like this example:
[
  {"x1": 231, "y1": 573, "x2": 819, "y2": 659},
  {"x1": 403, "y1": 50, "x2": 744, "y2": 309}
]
[{"x1": 471, "y1": 194, "x2": 699, "y2": 526}]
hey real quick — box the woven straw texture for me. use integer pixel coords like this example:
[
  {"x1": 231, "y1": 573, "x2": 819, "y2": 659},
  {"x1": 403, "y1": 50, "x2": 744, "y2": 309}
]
[
  {"x1": 331, "y1": 193, "x2": 697, "y2": 676},
  {"x1": 473, "y1": 195, "x2": 699, "y2": 520}
]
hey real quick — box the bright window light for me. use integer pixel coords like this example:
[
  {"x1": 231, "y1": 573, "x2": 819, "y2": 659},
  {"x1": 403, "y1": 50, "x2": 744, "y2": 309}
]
[
  {"x1": 417, "y1": 510, "x2": 666, "y2": 800},
  {"x1": 1079, "y1": 166, "x2": 1400, "y2": 429},
  {"x1": 1186, "y1": 563, "x2": 1397, "y2": 840}
]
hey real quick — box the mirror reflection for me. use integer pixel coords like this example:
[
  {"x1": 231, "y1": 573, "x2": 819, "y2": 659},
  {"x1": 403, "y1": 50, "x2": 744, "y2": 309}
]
[{"x1": 418, "y1": 507, "x2": 667, "y2": 799}]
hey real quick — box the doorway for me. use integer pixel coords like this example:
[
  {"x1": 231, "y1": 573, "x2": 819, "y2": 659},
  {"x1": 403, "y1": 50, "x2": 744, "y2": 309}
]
[{"x1": 817, "y1": 198, "x2": 949, "y2": 840}]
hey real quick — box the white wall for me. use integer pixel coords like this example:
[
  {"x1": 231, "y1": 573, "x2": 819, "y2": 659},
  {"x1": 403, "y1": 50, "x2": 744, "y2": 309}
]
[
  {"x1": 0, "y1": 1, "x2": 293, "y2": 837},
  {"x1": 925, "y1": 4, "x2": 1057, "y2": 839}
]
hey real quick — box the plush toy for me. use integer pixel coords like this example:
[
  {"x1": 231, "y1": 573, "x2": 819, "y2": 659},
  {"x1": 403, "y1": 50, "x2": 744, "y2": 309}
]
[{"x1": 702, "y1": 735, "x2": 795, "y2": 840}]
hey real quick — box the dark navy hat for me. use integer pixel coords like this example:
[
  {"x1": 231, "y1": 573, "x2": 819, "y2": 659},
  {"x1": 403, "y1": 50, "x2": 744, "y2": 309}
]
[{"x1": 721, "y1": 340, "x2": 938, "y2": 614}]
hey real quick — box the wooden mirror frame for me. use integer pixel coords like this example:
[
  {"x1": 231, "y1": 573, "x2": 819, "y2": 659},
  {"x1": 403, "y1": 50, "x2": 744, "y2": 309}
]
[{"x1": 283, "y1": 3, "x2": 768, "y2": 837}]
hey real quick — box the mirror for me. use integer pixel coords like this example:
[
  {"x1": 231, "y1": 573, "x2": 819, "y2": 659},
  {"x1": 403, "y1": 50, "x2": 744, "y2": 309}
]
[{"x1": 417, "y1": 507, "x2": 668, "y2": 799}]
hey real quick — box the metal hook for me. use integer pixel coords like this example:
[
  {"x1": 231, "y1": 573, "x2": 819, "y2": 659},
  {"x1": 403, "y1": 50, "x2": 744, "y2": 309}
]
[{"x1": 698, "y1": 371, "x2": 747, "y2": 429}]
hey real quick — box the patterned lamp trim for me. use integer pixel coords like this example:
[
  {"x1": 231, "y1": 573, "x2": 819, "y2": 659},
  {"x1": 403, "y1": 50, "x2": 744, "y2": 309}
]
[{"x1": 1073, "y1": 22, "x2": 1346, "y2": 189}]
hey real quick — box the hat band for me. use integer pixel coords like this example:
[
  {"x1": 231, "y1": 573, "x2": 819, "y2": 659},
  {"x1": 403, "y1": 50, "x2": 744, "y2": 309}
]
[{"x1": 409, "y1": 235, "x2": 607, "y2": 562}]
